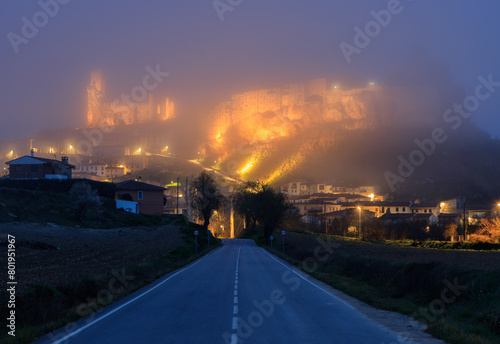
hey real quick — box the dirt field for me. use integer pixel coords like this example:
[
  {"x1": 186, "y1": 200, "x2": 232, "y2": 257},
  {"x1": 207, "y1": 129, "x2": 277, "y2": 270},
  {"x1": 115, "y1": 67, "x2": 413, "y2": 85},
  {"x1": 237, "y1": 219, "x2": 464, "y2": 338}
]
[
  {"x1": 0, "y1": 223, "x2": 184, "y2": 288},
  {"x1": 284, "y1": 231, "x2": 500, "y2": 271}
]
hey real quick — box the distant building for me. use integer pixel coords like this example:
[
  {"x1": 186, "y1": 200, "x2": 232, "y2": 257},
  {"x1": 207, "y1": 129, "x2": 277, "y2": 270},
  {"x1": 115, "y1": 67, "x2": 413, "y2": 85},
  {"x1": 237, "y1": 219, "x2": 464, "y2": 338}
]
[
  {"x1": 5, "y1": 151, "x2": 74, "y2": 179},
  {"x1": 105, "y1": 166, "x2": 126, "y2": 180},
  {"x1": 87, "y1": 70, "x2": 175, "y2": 128},
  {"x1": 438, "y1": 213, "x2": 462, "y2": 228},
  {"x1": 74, "y1": 162, "x2": 106, "y2": 179},
  {"x1": 440, "y1": 197, "x2": 466, "y2": 213},
  {"x1": 115, "y1": 180, "x2": 166, "y2": 215}
]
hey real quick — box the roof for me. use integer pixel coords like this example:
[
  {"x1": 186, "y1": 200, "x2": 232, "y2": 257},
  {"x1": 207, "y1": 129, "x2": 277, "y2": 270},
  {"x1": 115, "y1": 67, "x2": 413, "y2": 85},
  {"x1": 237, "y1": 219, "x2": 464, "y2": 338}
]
[
  {"x1": 339, "y1": 201, "x2": 410, "y2": 207},
  {"x1": 410, "y1": 203, "x2": 438, "y2": 209},
  {"x1": 412, "y1": 213, "x2": 434, "y2": 220},
  {"x1": 324, "y1": 208, "x2": 375, "y2": 217},
  {"x1": 6, "y1": 155, "x2": 75, "y2": 168},
  {"x1": 380, "y1": 213, "x2": 413, "y2": 220},
  {"x1": 116, "y1": 180, "x2": 166, "y2": 191},
  {"x1": 468, "y1": 205, "x2": 493, "y2": 211},
  {"x1": 438, "y1": 213, "x2": 462, "y2": 218},
  {"x1": 332, "y1": 193, "x2": 370, "y2": 199}
]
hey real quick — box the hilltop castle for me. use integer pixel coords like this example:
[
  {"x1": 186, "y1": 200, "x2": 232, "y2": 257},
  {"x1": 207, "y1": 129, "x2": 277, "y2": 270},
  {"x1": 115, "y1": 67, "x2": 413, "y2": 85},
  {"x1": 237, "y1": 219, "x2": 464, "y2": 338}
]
[
  {"x1": 209, "y1": 78, "x2": 382, "y2": 148},
  {"x1": 87, "y1": 70, "x2": 174, "y2": 127}
]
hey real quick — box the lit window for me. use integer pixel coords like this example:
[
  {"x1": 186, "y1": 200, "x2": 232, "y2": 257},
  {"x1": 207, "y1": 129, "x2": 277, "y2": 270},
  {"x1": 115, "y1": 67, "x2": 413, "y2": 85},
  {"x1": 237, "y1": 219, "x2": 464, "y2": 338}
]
[{"x1": 138, "y1": 191, "x2": 143, "y2": 200}]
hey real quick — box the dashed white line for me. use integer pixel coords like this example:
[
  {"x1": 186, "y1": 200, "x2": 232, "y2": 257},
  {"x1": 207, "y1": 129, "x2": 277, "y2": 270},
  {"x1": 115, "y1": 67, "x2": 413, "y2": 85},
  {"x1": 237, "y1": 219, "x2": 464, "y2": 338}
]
[{"x1": 230, "y1": 246, "x2": 242, "y2": 342}]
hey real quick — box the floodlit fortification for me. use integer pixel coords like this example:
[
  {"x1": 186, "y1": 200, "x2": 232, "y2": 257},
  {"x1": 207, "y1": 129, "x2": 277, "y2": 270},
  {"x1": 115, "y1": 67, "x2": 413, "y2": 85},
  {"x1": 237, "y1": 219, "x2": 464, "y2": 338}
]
[{"x1": 86, "y1": 70, "x2": 175, "y2": 128}]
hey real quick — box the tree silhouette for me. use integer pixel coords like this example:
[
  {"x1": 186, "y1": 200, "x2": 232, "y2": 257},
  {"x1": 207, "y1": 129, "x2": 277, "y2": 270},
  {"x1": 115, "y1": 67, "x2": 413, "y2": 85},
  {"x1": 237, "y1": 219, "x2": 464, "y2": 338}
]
[
  {"x1": 234, "y1": 181, "x2": 290, "y2": 241},
  {"x1": 190, "y1": 171, "x2": 225, "y2": 231}
]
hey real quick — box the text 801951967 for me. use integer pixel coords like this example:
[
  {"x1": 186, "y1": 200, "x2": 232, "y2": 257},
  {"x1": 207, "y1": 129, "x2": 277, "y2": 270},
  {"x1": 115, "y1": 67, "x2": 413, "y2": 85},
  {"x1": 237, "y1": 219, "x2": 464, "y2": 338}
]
[{"x1": 7, "y1": 234, "x2": 16, "y2": 337}]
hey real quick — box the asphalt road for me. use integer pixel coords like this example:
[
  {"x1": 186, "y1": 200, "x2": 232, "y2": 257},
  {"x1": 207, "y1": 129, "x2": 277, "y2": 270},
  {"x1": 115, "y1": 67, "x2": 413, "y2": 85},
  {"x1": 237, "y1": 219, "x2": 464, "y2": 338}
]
[{"x1": 38, "y1": 239, "x2": 405, "y2": 344}]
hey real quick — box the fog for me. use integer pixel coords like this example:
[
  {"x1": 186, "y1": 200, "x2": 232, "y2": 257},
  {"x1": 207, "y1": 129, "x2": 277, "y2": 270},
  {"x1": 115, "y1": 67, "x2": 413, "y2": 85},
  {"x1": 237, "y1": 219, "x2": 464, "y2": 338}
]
[{"x1": 1, "y1": 0, "x2": 499, "y2": 141}]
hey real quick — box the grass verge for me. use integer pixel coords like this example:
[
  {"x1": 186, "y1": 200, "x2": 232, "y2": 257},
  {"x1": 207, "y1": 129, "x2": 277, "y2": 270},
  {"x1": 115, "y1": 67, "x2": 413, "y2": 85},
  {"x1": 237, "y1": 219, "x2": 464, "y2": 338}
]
[
  {"x1": 241, "y1": 228, "x2": 500, "y2": 344},
  {"x1": 0, "y1": 219, "x2": 221, "y2": 344}
]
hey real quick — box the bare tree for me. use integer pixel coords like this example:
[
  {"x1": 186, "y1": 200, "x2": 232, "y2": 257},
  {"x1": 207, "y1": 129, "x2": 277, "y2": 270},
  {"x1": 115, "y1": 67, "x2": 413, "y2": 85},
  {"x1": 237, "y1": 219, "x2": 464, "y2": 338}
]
[
  {"x1": 69, "y1": 182, "x2": 102, "y2": 221},
  {"x1": 470, "y1": 218, "x2": 500, "y2": 243}
]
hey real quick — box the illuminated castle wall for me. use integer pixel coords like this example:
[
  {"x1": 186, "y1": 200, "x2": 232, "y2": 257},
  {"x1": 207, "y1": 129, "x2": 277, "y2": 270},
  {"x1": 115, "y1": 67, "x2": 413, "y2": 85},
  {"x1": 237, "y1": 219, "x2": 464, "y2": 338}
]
[
  {"x1": 87, "y1": 70, "x2": 174, "y2": 127},
  {"x1": 209, "y1": 78, "x2": 380, "y2": 148}
]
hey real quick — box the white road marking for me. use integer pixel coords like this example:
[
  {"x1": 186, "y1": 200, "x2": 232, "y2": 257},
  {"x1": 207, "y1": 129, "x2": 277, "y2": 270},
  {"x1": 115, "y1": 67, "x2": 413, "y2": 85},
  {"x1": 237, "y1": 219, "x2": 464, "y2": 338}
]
[
  {"x1": 48, "y1": 255, "x2": 207, "y2": 344},
  {"x1": 230, "y1": 246, "x2": 242, "y2": 341}
]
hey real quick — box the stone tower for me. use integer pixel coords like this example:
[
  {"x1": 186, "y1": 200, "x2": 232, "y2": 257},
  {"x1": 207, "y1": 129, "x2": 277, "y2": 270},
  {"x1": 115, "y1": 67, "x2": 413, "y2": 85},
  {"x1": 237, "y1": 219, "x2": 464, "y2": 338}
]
[{"x1": 87, "y1": 70, "x2": 105, "y2": 127}]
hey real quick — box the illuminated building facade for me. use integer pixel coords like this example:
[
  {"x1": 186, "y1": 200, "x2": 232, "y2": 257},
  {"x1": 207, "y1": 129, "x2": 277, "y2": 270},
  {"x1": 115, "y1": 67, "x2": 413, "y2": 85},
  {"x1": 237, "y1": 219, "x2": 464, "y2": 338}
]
[{"x1": 87, "y1": 70, "x2": 175, "y2": 128}]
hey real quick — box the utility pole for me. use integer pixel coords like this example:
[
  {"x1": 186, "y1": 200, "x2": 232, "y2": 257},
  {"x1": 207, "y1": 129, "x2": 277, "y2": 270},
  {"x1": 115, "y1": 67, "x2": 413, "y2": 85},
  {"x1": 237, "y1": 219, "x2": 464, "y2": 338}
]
[
  {"x1": 324, "y1": 202, "x2": 327, "y2": 235},
  {"x1": 184, "y1": 176, "x2": 190, "y2": 220},
  {"x1": 358, "y1": 206, "x2": 362, "y2": 238},
  {"x1": 176, "y1": 175, "x2": 180, "y2": 215},
  {"x1": 463, "y1": 201, "x2": 467, "y2": 241}
]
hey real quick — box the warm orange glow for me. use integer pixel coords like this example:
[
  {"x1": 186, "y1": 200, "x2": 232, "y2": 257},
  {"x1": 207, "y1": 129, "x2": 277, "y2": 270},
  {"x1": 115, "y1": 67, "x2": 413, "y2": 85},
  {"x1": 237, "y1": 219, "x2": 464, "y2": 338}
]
[
  {"x1": 264, "y1": 143, "x2": 312, "y2": 184},
  {"x1": 6, "y1": 150, "x2": 13, "y2": 158},
  {"x1": 241, "y1": 161, "x2": 254, "y2": 174}
]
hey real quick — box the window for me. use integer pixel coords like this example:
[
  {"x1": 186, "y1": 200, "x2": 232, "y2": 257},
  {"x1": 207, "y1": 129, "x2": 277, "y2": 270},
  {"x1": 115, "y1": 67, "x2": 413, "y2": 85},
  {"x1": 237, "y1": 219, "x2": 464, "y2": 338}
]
[
  {"x1": 138, "y1": 191, "x2": 143, "y2": 200},
  {"x1": 402, "y1": 207, "x2": 406, "y2": 212},
  {"x1": 396, "y1": 207, "x2": 399, "y2": 212}
]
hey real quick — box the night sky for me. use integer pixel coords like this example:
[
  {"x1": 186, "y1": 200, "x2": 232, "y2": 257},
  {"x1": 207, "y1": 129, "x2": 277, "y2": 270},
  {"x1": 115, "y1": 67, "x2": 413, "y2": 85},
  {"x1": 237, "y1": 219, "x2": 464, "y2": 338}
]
[{"x1": 1, "y1": 0, "x2": 499, "y2": 140}]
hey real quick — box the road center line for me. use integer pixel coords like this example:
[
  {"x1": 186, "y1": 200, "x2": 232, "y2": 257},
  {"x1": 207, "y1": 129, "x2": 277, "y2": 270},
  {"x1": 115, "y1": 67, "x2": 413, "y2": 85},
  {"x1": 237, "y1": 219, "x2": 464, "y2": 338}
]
[{"x1": 230, "y1": 246, "x2": 242, "y2": 341}]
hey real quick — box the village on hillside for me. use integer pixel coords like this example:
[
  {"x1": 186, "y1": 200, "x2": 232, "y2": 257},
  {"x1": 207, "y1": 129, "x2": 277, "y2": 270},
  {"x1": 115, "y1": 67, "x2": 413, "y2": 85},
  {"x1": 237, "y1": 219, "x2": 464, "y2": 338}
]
[{"x1": 3, "y1": 149, "x2": 499, "y2": 242}]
